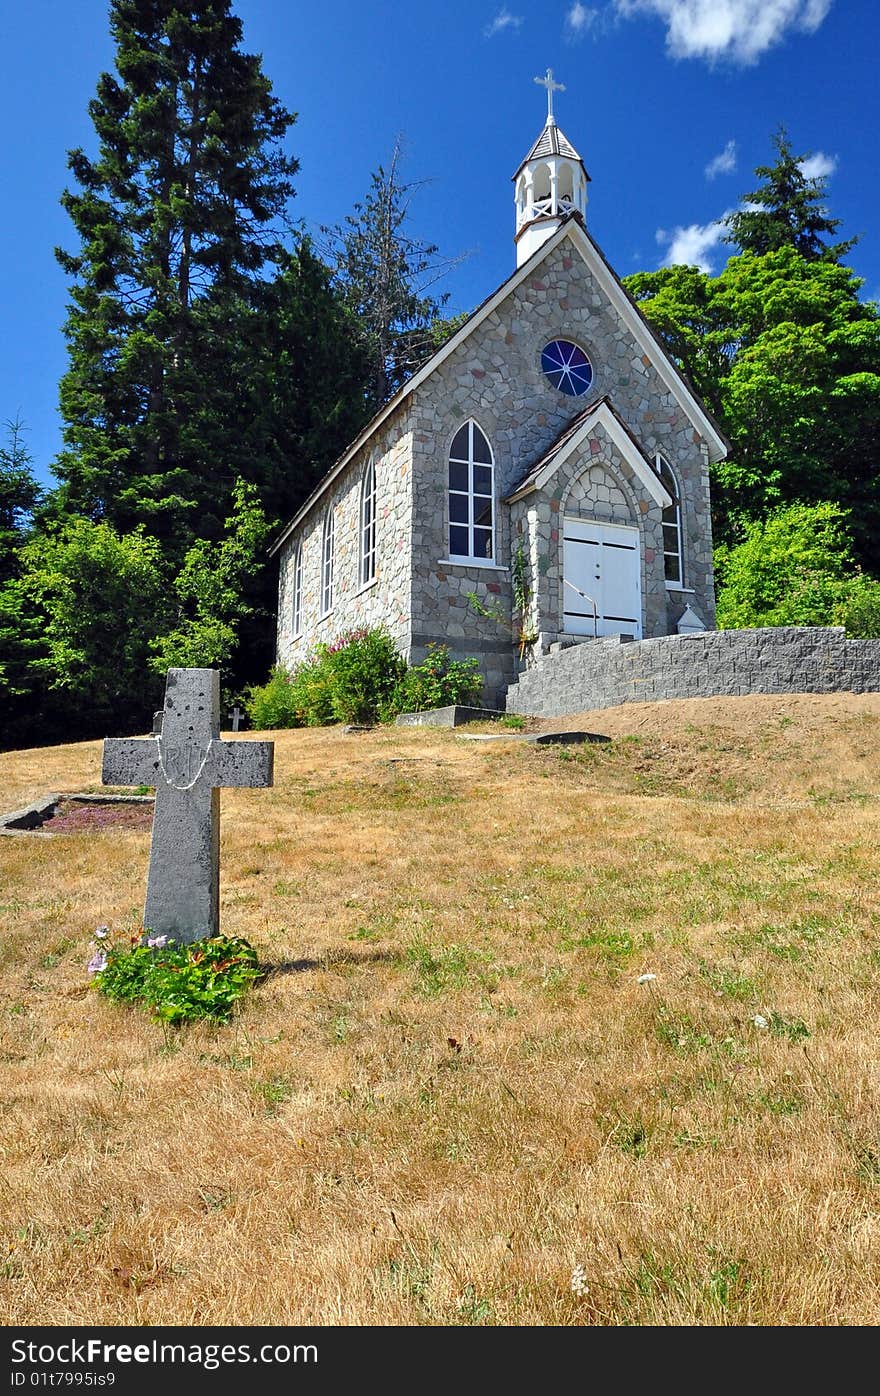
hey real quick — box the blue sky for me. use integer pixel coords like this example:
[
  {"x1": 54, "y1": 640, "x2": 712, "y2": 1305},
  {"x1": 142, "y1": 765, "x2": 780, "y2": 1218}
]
[{"x1": 2, "y1": 0, "x2": 878, "y2": 488}]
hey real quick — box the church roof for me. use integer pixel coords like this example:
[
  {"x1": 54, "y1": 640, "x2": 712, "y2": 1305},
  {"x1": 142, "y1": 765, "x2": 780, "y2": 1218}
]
[
  {"x1": 505, "y1": 406, "x2": 599, "y2": 499},
  {"x1": 515, "y1": 120, "x2": 588, "y2": 175},
  {"x1": 504, "y1": 395, "x2": 673, "y2": 510},
  {"x1": 268, "y1": 216, "x2": 727, "y2": 557}
]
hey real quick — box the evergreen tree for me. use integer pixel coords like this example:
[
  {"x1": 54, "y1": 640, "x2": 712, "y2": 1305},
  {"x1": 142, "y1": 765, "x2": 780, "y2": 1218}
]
[
  {"x1": 724, "y1": 126, "x2": 855, "y2": 261},
  {"x1": 53, "y1": 0, "x2": 299, "y2": 551},
  {"x1": 0, "y1": 417, "x2": 41, "y2": 571},
  {"x1": 322, "y1": 141, "x2": 458, "y2": 411}
]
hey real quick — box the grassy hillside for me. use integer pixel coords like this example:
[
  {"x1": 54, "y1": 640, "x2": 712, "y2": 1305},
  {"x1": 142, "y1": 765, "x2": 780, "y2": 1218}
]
[{"x1": 1, "y1": 693, "x2": 879, "y2": 1325}]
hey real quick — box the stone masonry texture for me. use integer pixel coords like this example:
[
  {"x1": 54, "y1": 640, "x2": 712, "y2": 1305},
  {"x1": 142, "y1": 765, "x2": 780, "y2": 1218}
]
[
  {"x1": 276, "y1": 228, "x2": 716, "y2": 708},
  {"x1": 505, "y1": 627, "x2": 880, "y2": 717}
]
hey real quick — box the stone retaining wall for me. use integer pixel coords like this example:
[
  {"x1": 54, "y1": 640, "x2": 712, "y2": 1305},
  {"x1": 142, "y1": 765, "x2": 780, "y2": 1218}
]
[{"x1": 505, "y1": 626, "x2": 880, "y2": 717}]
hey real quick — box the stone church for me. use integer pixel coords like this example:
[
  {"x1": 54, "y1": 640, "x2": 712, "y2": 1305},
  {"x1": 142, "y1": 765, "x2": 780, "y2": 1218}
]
[{"x1": 271, "y1": 76, "x2": 727, "y2": 706}]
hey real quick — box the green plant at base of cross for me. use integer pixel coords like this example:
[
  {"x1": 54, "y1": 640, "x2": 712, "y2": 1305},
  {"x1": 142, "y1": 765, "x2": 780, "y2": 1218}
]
[{"x1": 91, "y1": 931, "x2": 260, "y2": 1025}]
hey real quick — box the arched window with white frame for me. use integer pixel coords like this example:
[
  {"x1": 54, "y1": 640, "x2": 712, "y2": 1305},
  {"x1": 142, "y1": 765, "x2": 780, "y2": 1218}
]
[
  {"x1": 448, "y1": 421, "x2": 495, "y2": 563},
  {"x1": 360, "y1": 456, "x2": 377, "y2": 587},
  {"x1": 321, "y1": 508, "x2": 335, "y2": 616},
  {"x1": 655, "y1": 454, "x2": 683, "y2": 586},
  {"x1": 291, "y1": 542, "x2": 303, "y2": 637}
]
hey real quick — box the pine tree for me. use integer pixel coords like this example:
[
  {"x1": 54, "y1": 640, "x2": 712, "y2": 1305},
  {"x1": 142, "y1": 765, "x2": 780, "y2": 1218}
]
[
  {"x1": 0, "y1": 417, "x2": 41, "y2": 571},
  {"x1": 322, "y1": 141, "x2": 458, "y2": 411},
  {"x1": 53, "y1": 0, "x2": 299, "y2": 551},
  {"x1": 724, "y1": 126, "x2": 855, "y2": 261}
]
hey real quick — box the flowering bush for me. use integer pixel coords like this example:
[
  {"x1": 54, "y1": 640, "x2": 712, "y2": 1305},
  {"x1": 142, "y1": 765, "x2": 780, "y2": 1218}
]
[
  {"x1": 246, "y1": 631, "x2": 484, "y2": 728},
  {"x1": 88, "y1": 927, "x2": 260, "y2": 1024},
  {"x1": 246, "y1": 626, "x2": 406, "y2": 727}
]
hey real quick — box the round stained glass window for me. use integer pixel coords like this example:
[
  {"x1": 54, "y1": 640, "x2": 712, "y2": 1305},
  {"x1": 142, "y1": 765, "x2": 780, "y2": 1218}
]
[{"x1": 541, "y1": 340, "x2": 593, "y2": 397}]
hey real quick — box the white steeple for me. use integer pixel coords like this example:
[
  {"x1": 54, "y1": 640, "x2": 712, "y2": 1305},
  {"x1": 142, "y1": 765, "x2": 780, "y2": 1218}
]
[{"x1": 513, "y1": 69, "x2": 590, "y2": 267}]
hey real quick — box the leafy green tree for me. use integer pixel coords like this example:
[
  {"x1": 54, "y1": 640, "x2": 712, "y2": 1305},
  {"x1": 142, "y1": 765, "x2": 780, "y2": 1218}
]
[
  {"x1": 724, "y1": 126, "x2": 854, "y2": 261},
  {"x1": 15, "y1": 519, "x2": 171, "y2": 738},
  {"x1": 623, "y1": 264, "x2": 734, "y2": 415},
  {"x1": 53, "y1": 0, "x2": 299, "y2": 550},
  {"x1": 322, "y1": 140, "x2": 459, "y2": 410},
  {"x1": 150, "y1": 478, "x2": 269, "y2": 673},
  {"x1": 715, "y1": 502, "x2": 880, "y2": 635},
  {"x1": 625, "y1": 249, "x2": 880, "y2": 566}
]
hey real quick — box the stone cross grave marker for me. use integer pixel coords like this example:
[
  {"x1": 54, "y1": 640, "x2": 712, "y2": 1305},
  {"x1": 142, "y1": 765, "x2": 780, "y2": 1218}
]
[
  {"x1": 103, "y1": 668, "x2": 274, "y2": 944},
  {"x1": 228, "y1": 705, "x2": 243, "y2": 732}
]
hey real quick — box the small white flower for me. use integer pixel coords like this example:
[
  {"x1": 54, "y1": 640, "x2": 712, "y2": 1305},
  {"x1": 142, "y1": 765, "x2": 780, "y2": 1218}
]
[
  {"x1": 571, "y1": 1264, "x2": 589, "y2": 1298},
  {"x1": 753, "y1": 1014, "x2": 769, "y2": 1030},
  {"x1": 147, "y1": 934, "x2": 169, "y2": 949},
  {"x1": 637, "y1": 973, "x2": 657, "y2": 984},
  {"x1": 94, "y1": 926, "x2": 109, "y2": 940}
]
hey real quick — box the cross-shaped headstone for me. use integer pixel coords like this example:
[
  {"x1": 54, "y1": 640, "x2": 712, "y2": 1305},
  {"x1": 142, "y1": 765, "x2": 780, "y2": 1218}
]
[
  {"x1": 102, "y1": 668, "x2": 274, "y2": 945},
  {"x1": 534, "y1": 67, "x2": 565, "y2": 122},
  {"x1": 228, "y1": 705, "x2": 243, "y2": 732}
]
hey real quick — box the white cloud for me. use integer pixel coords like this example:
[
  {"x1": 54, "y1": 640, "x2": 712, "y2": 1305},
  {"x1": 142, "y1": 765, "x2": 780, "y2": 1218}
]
[
  {"x1": 484, "y1": 7, "x2": 524, "y2": 37},
  {"x1": 657, "y1": 216, "x2": 730, "y2": 271},
  {"x1": 705, "y1": 139, "x2": 737, "y2": 179},
  {"x1": 799, "y1": 151, "x2": 837, "y2": 180},
  {"x1": 565, "y1": 3, "x2": 599, "y2": 40},
  {"x1": 614, "y1": 0, "x2": 833, "y2": 65}
]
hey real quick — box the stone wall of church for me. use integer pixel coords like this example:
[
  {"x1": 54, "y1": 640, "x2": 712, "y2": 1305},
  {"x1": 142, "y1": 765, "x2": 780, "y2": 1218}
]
[
  {"x1": 505, "y1": 627, "x2": 880, "y2": 717},
  {"x1": 403, "y1": 233, "x2": 716, "y2": 705},
  {"x1": 275, "y1": 406, "x2": 416, "y2": 674}
]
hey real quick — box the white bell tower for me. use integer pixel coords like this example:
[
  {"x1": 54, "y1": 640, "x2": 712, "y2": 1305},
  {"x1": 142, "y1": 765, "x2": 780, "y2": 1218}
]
[{"x1": 513, "y1": 69, "x2": 590, "y2": 267}]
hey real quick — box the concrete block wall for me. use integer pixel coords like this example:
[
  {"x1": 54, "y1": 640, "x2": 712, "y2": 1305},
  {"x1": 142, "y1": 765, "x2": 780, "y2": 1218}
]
[{"x1": 506, "y1": 626, "x2": 880, "y2": 717}]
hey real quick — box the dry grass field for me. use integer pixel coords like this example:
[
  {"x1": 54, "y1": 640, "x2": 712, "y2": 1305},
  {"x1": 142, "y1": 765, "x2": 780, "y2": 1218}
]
[{"x1": 1, "y1": 692, "x2": 879, "y2": 1326}]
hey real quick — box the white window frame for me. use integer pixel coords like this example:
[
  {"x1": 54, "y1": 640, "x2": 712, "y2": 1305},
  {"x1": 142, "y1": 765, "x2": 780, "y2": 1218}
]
[
  {"x1": 448, "y1": 420, "x2": 495, "y2": 564},
  {"x1": 654, "y1": 453, "x2": 684, "y2": 588},
  {"x1": 320, "y1": 508, "x2": 335, "y2": 617},
  {"x1": 359, "y1": 456, "x2": 377, "y2": 588},
  {"x1": 291, "y1": 542, "x2": 303, "y2": 637}
]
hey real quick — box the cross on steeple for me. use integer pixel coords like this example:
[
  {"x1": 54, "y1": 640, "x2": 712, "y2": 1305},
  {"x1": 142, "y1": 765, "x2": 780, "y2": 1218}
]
[{"x1": 534, "y1": 67, "x2": 565, "y2": 123}]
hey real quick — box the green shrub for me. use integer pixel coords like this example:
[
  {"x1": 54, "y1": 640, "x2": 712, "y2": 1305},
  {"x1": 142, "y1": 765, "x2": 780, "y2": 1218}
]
[
  {"x1": 247, "y1": 631, "x2": 483, "y2": 728},
  {"x1": 832, "y1": 573, "x2": 880, "y2": 638},
  {"x1": 715, "y1": 502, "x2": 880, "y2": 637},
  {"x1": 246, "y1": 627, "x2": 407, "y2": 728},
  {"x1": 385, "y1": 643, "x2": 483, "y2": 716},
  {"x1": 245, "y1": 665, "x2": 305, "y2": 729},
  {"x1": 325, "y1": 626, "x2": 406, "y2": 723},
  {"x1": 90, "y1": 930, "x2": 260, "y2": 1024}
]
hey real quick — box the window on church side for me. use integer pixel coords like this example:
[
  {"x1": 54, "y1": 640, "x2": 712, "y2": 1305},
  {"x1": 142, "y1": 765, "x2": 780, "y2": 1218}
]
[
  {"x1": 321, "y1": 508, "x2": 335, "y2": 616},
  {"x1": 541, "y1": 340, "x2": 593, "y2": 397},
  {"x1": 654, "y1": 454, "x2": 683, "y2": 586},
  {"x1": 360, "y1": 456, "x2": 377, "y2": 587},
  {"x1": 291, "y1": 542, "x2": 303, "y2": 636},
  {"x1": 448, "y1": 421, "x2": 494, "y2": 563}
]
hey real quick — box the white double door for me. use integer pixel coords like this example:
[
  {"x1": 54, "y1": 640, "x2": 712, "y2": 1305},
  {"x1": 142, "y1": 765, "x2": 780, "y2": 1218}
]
[{"x1": 562, "y1": 517, "x2": 642, "y2": 639}]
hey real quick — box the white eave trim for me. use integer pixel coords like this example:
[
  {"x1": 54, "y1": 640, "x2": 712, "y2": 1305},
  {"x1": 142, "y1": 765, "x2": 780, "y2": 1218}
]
[
  {"x1": 508, "y1": 401, "x2": 673, "y2": 509},
  {"x1": 269, "y1": 216, "x2": 725, "y2": 557}
]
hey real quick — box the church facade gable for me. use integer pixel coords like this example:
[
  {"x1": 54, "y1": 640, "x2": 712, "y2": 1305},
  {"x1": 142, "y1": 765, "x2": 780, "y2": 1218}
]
[
  {"x1": 274, "y1": 81, "x2": 723, "y2": 706},
  {"x1": 402, "y1": 233, "x2": 716, "y2": 695}
]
